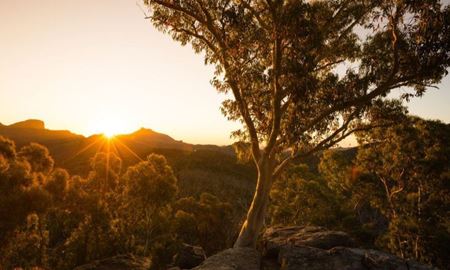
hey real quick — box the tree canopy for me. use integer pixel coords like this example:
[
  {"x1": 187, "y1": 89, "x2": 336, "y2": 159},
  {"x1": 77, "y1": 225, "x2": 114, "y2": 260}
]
[
  {"x1": 145, "y1": 0, "x2": 449, "y2": 160},
  {"x1": 355, "y1": 116, "x2": 450, "y2": 265},
  {"x1": 143, "y1": 0, "x2": 450, "y2": 247},
  {"x1": 268, "y1": 115, "x2": 450, "y2": 268},
  {"x1": 0, "y1": 137, "x2": 237, "y2": 269}
]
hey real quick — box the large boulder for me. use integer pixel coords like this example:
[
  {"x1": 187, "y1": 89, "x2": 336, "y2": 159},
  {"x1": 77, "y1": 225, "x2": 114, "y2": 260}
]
[
  {"x1": 278, "y1": 246, "x2": 436, "y2": 270},
  {"x1": 193, "y1": 248, "x2": 260, "y2": 270},
  {"x1": 261, "y1": 226, "x2": 437, "y2": 270},
  {"x1": 262, "y1": 225, "x2": 355, "y2": 257},
  {"x1": 173, "y1": 243, "x2": 207, "y2": 269},
  {"x1": 73, "y1": 254, "x2": 150, "y2": 270}
]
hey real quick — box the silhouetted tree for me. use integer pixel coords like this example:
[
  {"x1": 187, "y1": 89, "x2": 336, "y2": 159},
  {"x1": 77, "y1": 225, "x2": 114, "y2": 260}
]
[
  {"x1": 0, "y1": 136, "x2": 50, "y2": 243},
  {"x1": 143, "y1": 0, "x2": 450, "y2": 246},
  {"x1": 45, "y1": 168, "x2": 70, "y2": 203},
  {"x1": 88, "y1": 152, "x2": 122, "y2": 193},
  {"x1": 0, "y1": 135, "x2": 16, "y2": 159},
  {"x1": 1, "y1": 214, "x2": 49, "y2": 269},
  {"x1": 0, "y1": 136, "x2": 52, "y2": 268},
  {"x1": 19, "y1": 142, "x2": 54, "y2": 175},
  {"x1": 122, "y1": 154, "x2": 178, "y2": 259}
]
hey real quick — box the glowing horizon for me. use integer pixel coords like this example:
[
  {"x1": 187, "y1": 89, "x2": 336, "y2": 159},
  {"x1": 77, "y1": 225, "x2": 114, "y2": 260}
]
[{"x1": 0, "y1": 0, "x2": 240, "y2": 145}]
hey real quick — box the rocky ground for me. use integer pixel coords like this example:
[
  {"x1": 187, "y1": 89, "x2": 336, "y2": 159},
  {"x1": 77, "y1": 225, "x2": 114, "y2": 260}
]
[
  {"x1": 258, "y1": 226, "x2": 437, "y2": 270},
  {"x1": 74, "y1": 226, "x2": 438, "y2": 270}
]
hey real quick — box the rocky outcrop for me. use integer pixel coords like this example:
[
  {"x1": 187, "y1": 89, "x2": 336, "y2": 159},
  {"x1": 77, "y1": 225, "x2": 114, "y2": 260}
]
[
  {"x1": 261, "y1": 226, "x2": 437, "y2": 270},
  {"x1": 192, "y1": 247, "x2": 260, "y2": 270},
  {"x1": 173, "y1": 243, "x2": 207, "y2": 269},
  {"x1": 73, "y1": 254, "x2": 150, "y2": 270},
  {"x1": 72, "y1": 226, "x2": 437, "y2": 270},
  {"x1": 277, "y1": 246, "x2": 437, "y2": 270},
  {"x1": 262, "y1": 225, "x2": 356, "y2": 257},
  {"x1": 8, "y1": 119, "x2": 45, "y2": 129}
]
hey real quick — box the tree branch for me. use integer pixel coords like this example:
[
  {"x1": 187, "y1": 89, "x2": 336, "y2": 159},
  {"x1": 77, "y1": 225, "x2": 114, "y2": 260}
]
[
  {"x1": 149, "y1": 0, "x2": 262, "y2": 160},
  {"x1": 265, "y1": 4, "x2": 284, "y2": 156},
  {"x1": 241, "y1": 1, "x2": 270, "y2": 31},
  {"x1": 301, "y1": 8, "x2": 402, "y2": 135}
]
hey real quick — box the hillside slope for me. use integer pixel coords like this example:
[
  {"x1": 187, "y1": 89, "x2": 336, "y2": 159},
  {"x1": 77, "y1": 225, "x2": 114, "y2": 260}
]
[{"x1": 0, "y1": 119, "x2": 229, "y2": 175}]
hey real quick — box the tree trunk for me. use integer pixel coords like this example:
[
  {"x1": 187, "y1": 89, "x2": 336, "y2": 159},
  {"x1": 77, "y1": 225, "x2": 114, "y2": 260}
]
[{"x1": 234, "y1": 159, "x2": 273, "y2": 248}]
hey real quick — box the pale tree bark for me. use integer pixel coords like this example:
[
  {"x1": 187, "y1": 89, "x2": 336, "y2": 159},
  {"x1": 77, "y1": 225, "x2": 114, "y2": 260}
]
[
  {"x1": 234, "y1": 156, "x2": 274, "y2": 248},
  {"x1": 234, "y1": 2, "x2": 283, "y2": 247}
]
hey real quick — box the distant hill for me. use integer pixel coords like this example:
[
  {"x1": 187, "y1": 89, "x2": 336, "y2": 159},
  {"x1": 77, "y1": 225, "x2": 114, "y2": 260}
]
[
  {"x1": 0, "y1": 119, "x2": 232, "y2": 176},
  {"x1": 0, "y1": 119, "x2": 82, "y2": 144}
]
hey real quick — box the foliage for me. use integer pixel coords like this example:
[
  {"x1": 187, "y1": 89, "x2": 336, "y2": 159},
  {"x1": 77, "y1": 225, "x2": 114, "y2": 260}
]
[
  {"x1": 19, "y1": 142, "x2": 54, "y2": 175},
  {"x1": 0, "y1": 136, "x2": 51, "y2": 243},
  {"x1": 354, "y1": 116, "x2": 450, "y2": 267},
  {"x1": 173, "y1": 192, "x2": 234, "y2": 254},
  {"x1": 269, "y1": 115, "x2": 450, "y2": 268},
  {"x1": 319, "y1": 148, "x2": 356, "y2": 195},
  {"x1": 124, "y1": 154, "x2": 178, "y2": 208},
  {"x1": 1, "y1": 113, "x2": 449, "y2": 268},
  {"x1": 143, "y1": 0, "x2": 450, "y2": 246},
  {"x1": 0, "y1": 136, "x2": 236, "y2": 269},
  {"x1": 88, "y1": 151, "x2": 122, "y2": 192},
  {"x1": 120, "y1": 154, "x2": 178, "y2": 267},
  {"x1": 270, "y1": 164, "x2": 355, "y2": 232},
  {"x1": 1, "y1": 214, "x2": 49, "y2": 269}
]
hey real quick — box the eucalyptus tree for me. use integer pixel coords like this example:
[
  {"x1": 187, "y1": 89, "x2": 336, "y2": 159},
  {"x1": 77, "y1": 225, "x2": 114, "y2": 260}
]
[
  {"x1": 123, "y1": 154, "x2": 178, "y2": 256},
  {"x1": 355, "y1": 116, "x2": 450, "y2": 265},
  {"x1": 143, "y1": 0, "x2": 450, "y2": 247}
]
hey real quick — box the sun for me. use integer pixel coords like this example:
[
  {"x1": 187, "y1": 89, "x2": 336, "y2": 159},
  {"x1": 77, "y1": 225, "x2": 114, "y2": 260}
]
[
  {"x1": 88, "y1": 113, "x2": 138, "y2": 139},
  {"x1": 103, "y1": 130, "x2": 116, "y2": 139},
  {"x1": 98, "y1": 121, "x2": 126, "y2": 138}
]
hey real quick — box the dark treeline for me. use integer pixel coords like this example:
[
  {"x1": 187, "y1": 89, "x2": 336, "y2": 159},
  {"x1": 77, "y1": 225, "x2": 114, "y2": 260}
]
[{"x1": 0, "y1": 115, "x2": 449, "y2": 269}]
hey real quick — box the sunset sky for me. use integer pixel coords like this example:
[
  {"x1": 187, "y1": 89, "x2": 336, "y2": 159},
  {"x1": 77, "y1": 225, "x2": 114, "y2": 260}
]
[{"x1": 1, "y1": 0, "x2": 449, "y2": 145}]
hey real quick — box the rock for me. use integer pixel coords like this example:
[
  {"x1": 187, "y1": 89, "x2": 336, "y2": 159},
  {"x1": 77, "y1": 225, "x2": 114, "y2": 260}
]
[
  {"x1": 73, "y1": 254, "x2": 150, "y2": 270},
  {"x1": 278, "y1": 246, "x2": 437, "y2": 270},
  {"x1": 173, "y1": 243, "x2": 206, "y2": 269},
  {"x1": 193, "y1": 248, "x2": 260, "y2": 270},
  {"x1": 261, "y1": 226, "x2": 437, "y2": 270},
  {"x1": 262, "y1": 225, "x2": 355, "y2": 257}
]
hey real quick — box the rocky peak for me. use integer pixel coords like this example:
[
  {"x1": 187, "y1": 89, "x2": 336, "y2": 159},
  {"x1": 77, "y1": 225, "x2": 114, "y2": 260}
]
[{"x1": 8, "y1": 119, "x2": 45, "y2": 129}]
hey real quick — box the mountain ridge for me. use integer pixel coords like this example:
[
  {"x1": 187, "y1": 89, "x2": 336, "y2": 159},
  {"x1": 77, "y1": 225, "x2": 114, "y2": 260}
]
[
  {"x1": 1, "y1": 119, "x2": 182, "y2": 140},
  {"x1": 0, "y1": 119, "x2": 233, "y2": 175},
  {"x1": 8, "y1": 119, "x2": 46, "y2": 129}
]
